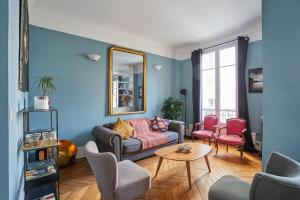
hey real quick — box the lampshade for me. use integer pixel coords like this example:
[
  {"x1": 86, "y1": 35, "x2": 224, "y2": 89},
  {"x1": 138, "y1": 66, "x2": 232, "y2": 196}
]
[
  {"x1": 153, "y1": 64, "x2": 162, "y2": 70},
  {"x1": 87, "y1": 54, "x2": 101, "y2": 61}
]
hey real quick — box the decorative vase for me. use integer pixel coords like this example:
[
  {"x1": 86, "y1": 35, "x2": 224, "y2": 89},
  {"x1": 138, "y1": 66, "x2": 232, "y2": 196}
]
[
  {"x1": 34, "y1": 96, "x2": 50, "y2": 110},
  {"x1": 58, "y1": 140, "x2": 78, "y2": 168}
]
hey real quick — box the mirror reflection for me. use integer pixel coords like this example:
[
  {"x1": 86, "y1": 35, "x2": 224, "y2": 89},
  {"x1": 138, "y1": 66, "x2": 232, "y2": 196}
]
[{"x1": 109, "y1": 47, "x2": 146, "y2": 115}]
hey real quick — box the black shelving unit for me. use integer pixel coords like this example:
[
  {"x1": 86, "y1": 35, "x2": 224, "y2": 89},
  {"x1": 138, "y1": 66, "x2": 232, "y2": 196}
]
[{"x1": 22, "y1": 107, "x2": 60, "y2": 200}]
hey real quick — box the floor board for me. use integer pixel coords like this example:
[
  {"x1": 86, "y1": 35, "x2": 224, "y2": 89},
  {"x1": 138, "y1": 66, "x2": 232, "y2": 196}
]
[{"x1": 60, "y1": 139, "x2": 261, "y2": 200}]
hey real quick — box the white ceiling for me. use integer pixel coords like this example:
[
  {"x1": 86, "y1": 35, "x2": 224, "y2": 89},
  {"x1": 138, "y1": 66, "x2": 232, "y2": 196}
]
[{"x1": 28, "y1": 0, "x2": 261, "y2": 60}]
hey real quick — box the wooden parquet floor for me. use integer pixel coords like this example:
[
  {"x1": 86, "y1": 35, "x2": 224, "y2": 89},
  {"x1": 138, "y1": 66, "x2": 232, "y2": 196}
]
[{"x1": 60, "y1": 139, "x2": 261, "y2": 200}]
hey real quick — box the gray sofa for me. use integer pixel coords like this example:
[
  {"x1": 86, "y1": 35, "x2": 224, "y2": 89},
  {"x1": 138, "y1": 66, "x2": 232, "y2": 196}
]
[
  {"x1": 92, "y1": 120, "x2": 185, "y2": 161},
  {"x1": 208, "y1": 152, "x2": 300, "y2": 200}
]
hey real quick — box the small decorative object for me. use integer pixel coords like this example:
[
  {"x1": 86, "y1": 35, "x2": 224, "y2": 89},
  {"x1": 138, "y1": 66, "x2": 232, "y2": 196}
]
[
  {"x1": 87, "y1": 53, "x2": 101, "y2": 61},
  {"x1": 58, "y1": 140, "x2": 78, "y2": 167},
  {"x1": 121, "y1": 95, "x2": 132, "y2": 107},
  {"x1": 177, "y1": 144, "x2": 192, "y2": 153},
  {"x1": 153, "y1": 64, "x2": 162, "y2": 71},
  {"x1": 32, "y1": 133, "x2": 41, "y2": 146},
  {"x1": 34, "y1": 75, "x2": 56, "y2": 110},
  {"x1": 161, "y1": 97, "x2": 183, "y2": 120},
  {"x1": 36, "y1": 148, "x2": 47, "y2": 161},
  {"x1": 249, "y1": 68, "x2": 263, "y2": 93},
  {"x1": 19, "y1": 0, "x2": 29, "y2": 92},
  {"x1": 25, "y1": 134, "x2": 33, "y2": 146}
]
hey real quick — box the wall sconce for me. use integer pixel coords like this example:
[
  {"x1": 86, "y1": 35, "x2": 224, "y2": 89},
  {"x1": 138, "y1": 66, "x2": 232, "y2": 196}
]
[
  {"x1": 87, "y1": 54, "x2": 101, "y2": 61},
  {"x1": 153, "y1": 64, "x2": 162, "y2": 71}
]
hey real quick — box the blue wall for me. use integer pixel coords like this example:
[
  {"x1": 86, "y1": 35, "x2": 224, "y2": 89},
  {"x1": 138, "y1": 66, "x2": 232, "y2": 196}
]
[
  {"x1": 1, "y1": 0, "x2": 27, "y2": 199},
  {"x1": 179, "y1": 59, "x2": 193, "y2": 128},
  {"x1": 179, "y1": 40, "x2": 263, "y2": 135},
  {"x1": 262, "y1": 0, "x2": 300, "y2": 164},
  {"x1": 8, "y1": 0, "x2": 27, "y2": 199},
  {"x1": 29, "y1": 26, "x2": 181, "y2": 146},
  {"x1": 246, "y1": 40, "x2": 263, "y2": 134},
  {"x1": 0, "y1": 0, "x2": 10, "y2": 199}
]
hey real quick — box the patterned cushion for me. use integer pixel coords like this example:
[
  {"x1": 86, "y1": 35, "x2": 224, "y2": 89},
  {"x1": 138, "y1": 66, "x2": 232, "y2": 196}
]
[
  {"x1": 113, "y1": 118, "x2": 134, "y2": 139},
  {"x1": 151, "y1": 115, "x2": 170, "y2": 132}
]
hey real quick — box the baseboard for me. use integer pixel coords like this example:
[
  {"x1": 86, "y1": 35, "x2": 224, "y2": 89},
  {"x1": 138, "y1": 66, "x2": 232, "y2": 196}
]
[{"x1": 76, "y1": 146, "x2": 86, "y2": 159}]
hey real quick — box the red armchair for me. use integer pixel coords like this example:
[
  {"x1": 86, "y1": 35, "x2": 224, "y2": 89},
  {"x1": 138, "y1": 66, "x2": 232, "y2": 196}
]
[
  {"x1": 192, "y1": 115, "x2": 219, "y2": 145},
  {"x1": 215, "y1": 118, "x2": 247, "y2": 158}
]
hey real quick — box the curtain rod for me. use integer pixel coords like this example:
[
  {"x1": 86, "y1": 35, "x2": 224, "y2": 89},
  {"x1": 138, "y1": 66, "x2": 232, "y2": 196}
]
[{"x1": 202, "y1": 38, "x2": 238, "y2": 51}]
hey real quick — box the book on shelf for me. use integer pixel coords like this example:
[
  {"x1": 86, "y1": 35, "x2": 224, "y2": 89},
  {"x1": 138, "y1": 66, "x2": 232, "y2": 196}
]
[
  {"x1": 34, "y1": 193, "x2": 56, "y2": 200},
  {"x1": 25, "y1": 165, "x2": 56, "y2": 181},
  {"x1": 27, "y1": 159, "x2": 56, "y2": 171}
]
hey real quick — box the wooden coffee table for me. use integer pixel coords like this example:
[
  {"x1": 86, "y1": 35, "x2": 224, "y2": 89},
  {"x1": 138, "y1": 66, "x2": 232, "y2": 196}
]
[{"x1": 153, "y1": 143, "x2": 212, "y2": 189}]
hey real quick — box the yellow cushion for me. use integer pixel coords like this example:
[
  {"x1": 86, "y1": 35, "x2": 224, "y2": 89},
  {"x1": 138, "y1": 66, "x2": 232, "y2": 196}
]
[{"x1": 113, "y1": 118, "x2": 134, "y2": 139}]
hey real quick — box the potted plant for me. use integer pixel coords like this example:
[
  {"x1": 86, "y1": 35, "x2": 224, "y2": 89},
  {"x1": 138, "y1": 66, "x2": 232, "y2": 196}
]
[
  {"x1": 34, "y1": 75, "x2": 56, "y2": 110},
  {"x1": 161, "y1": 96, "x2": 183, "y2": 120}
]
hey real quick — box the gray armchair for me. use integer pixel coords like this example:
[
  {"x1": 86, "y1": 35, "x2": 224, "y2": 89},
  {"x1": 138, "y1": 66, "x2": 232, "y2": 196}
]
[
  {"x1": 209, "y1": 152, "x2": 300, "y2": 200},
  {"x1": 85, "y1": 141, "x2": 151, "y2": 200}
]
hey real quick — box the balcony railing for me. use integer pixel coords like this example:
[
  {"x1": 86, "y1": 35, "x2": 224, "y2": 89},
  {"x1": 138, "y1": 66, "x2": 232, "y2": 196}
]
[{"x1": 202, "y1": 108, "x2": 236, "y2": 122}]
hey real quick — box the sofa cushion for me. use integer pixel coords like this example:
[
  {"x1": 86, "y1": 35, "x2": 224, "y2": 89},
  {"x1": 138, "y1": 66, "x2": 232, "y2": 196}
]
[
  {"x1": 151, "y1": 115, "x2": 170, "y2": 132},
  {"x1": 113, "y1": 118, "x2": 134, "y2": 139},
  {"x1": 164, "y1": 131, "x2": 179, "y2": 143},
  {"x1": 123, "y1": 138, "x2": 142, "y2": 154},
  {"x1": 208, "y1": 175, "x2": 250, "y2": 200},
  {"x1": 127, "y1": 118, "x2": 151, "y2": 135},
  {"x1": 122, "y1": 131, "x2": 178, "y2": 155}
]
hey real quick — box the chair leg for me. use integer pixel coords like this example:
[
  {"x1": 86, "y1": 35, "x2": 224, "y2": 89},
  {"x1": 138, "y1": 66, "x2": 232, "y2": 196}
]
[
  {"x1": 209, "y1": 139, "x2": 211, "y2": 146},
  {"x1": 226, "y1": 145, "x2": 229, "y2": 152},
  {"x1": 144, "y1": 191, "x2": 149, "y2": 200},
  {"x1": 240, "y1": 148, "x2": 244, "y2": 159},
  {"x1": 215, "y1": 142, "x2": 218, "y2": 155},
  {"x1": 192, "y1": 135, "x2": 194, "y2": 142}
]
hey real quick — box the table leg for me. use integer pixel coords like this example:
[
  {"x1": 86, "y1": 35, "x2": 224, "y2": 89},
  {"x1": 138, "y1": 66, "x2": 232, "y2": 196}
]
[
  {"x1": 153, "y1": 157, "x2": 163, "y2": 179},
  {"x1": 186, "y1": 161, "x2": 192, "y2": 189},
  {"x1": 204, "y1": 155, "x2": 211, "y2": 172}
]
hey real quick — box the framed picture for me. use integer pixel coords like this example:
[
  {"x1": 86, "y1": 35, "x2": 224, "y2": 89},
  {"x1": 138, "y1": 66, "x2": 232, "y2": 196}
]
[
  {"x1": 19, "y1": 0, "x2": 29, "y2": 92},
  {"x1": 249, "y1": 68, "x2": 263, "y2": 93}
]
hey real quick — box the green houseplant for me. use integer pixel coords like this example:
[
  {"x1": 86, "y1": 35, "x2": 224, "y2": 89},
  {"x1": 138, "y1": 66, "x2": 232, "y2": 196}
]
[
  {"x1": 161, "y1": 97, "x2": 183, "y2": 120},
  {"x1": 34, "y1": 75, "x2": 56, "y2": 110}
]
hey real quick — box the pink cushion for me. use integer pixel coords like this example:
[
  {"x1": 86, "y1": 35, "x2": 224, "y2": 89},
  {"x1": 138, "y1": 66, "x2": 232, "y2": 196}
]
[
  {"x1": 192, "y1": 130, "x2": 215, "y2": 139},
  {"x1": 215, "y1": 135, "x2": 244, "y2": 146},
  {"x1": 127, "y1": 118, "x2": 151, "y2": 136}
]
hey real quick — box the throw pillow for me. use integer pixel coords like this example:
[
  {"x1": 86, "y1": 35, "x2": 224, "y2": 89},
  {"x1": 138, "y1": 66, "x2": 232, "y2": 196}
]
[
  {"x1": 113, "y1": 118, "x2": 134, "y2": 139},
  {"x1": 151, "y1": 115, "x2": 170, "y2": 132}
]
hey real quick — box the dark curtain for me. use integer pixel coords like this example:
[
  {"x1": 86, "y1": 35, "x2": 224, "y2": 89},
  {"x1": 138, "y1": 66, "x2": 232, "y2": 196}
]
[
  {"x1": 191, "y1": 49, "x2": 202, "y2": 129},
  {"x1": 237, "y1": 36, "x2": 255, "y2": 152}
]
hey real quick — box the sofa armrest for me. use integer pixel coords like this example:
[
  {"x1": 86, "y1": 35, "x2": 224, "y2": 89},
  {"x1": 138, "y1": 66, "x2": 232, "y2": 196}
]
[
  {"x1": 92, "y1": 126, "x2": 122, "y2": 161},
  {"x1": 168, "y1": 120, "x2": 185, "y2": 143}
]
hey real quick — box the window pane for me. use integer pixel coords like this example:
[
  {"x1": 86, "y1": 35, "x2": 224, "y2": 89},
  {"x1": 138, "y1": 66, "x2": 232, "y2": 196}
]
[
  {"x1": 220, "y1": 65, "x2": 236, "y2": 122},
  {"x1": 220, "y1": 47, "x2": 235, "y2": 67},
  {"x1": 202, "y1": 69, "x2": 215, "y2": 110},
  {"x1": 202, "y1": 52, "x2": 215, "y2": 70}
]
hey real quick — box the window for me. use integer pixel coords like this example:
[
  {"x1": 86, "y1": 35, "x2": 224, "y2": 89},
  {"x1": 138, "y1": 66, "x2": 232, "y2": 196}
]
[{"x1": 201, "y1": 45, "x2": 237, "y2": 122}]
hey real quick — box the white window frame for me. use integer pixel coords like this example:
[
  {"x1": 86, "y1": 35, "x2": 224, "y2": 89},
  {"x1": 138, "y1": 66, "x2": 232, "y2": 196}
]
[{"x1": 201, "y1": 41, "x2": 238, "y2": 122}]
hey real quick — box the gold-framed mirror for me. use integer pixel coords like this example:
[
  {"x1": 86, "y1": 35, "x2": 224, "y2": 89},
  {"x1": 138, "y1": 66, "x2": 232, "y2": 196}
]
[{"x1": 108, "y1": 46, "x2": 147, "y2": 115}]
